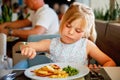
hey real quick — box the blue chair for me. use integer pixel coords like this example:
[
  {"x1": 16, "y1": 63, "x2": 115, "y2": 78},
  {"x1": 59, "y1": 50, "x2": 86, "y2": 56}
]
[{"x1": 27, "y1": 34, "x2": 60, "y2": 42}]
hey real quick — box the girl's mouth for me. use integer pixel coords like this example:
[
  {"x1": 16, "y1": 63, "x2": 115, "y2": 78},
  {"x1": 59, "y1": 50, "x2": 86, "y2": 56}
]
[{"x1": 65, "y1": 36, "x2": 74, "y2": 40}]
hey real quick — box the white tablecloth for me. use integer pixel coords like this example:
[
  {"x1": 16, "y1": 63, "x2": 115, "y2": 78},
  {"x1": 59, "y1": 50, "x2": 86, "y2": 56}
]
[{"x1": 104, "y1": 67, "x2": 120, "y2": 80}]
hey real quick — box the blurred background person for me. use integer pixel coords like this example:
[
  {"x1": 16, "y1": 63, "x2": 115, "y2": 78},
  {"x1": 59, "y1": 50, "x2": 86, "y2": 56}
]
[
  {"x1": 0, "y1": 0, "x2": 59, "y2": 40},
  {"x1": 58, "y1": 4, "x2": 69, "y2": 21},
  {"x1": 12, "y1": 2, "x2": 24, "y2": 21},
  {"x1": 53, "y1": 2, "x2": 60, "y2": 15}
]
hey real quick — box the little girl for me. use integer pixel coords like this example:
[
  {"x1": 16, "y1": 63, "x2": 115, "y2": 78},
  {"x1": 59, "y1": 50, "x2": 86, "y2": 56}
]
[{"x1": 20, "y1": 2, "x2": 116, "y2": 67}]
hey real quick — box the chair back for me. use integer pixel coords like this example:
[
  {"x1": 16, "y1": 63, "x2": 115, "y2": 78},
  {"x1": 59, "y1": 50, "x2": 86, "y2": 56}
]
[{"x1": 27, "y1": 34, "x2": 60, "y2": 42}]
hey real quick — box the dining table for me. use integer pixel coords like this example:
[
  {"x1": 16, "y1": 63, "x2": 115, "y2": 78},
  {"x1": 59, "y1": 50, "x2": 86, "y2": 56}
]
[{"x1": 0, "y1": 67, "x2": 120, "y2": 80}]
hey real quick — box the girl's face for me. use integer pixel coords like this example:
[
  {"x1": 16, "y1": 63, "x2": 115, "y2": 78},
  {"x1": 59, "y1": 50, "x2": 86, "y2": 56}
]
[{"x1": 61, "y1": 19, "x2": 86, "y2": 44}]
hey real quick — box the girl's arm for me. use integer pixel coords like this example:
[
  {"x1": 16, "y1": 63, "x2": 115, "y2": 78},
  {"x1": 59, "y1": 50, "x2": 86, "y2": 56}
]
[
  {"x1": 87, "y1": 40, "x2": 116, "y2": 66},
  {"x1": 20, "y1": 39, "x2": 51, "y2": 59}
]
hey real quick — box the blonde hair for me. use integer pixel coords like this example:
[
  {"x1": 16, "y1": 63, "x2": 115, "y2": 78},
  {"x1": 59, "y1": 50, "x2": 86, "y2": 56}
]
[{"x1": 59, "y1": 2, "x2": 97, "y2": 42}]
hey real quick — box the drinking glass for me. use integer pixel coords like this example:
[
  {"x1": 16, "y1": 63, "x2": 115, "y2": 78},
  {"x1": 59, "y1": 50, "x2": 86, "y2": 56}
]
[{"x1": 0, "y1": 55, "x2": 12, "y2": 70}]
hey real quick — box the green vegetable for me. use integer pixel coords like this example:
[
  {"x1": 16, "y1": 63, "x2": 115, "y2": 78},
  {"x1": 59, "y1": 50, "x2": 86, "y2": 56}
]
[{"x1": 63, "y1": 65, "x2": 79, "y2": 76}]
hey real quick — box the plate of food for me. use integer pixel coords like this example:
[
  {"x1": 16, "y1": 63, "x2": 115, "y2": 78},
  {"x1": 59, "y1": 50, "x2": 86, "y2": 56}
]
[{"x1": 24, "y1": 63, "x2": 89, "y2": 80}]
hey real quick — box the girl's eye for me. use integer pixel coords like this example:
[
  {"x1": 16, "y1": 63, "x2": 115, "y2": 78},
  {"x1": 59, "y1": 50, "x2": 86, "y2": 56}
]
[
  {"x1": 75, "y1": 29, "x2": 83, "y2": 33},
  {"x1": 66, "y1": 24, "x2": 71, "y2": 28}
]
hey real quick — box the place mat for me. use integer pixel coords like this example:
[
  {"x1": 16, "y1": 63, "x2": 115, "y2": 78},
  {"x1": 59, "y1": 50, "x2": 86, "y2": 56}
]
[{"x1": 12, "y1": 68, "x2": 111, "y2": 80}]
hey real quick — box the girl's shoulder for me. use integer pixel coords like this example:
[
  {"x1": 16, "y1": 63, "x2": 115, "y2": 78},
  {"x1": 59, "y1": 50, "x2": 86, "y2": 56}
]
[
  {"x1": 80, "y1": 38, "x2": 96, "y2": 48},
  {"x1": 50, "y1": 37, "x2": 60, "y2": 44},
  {"x1": 86, "y1": 39, "x2": 97, "y2": 52},
  {"x1": 86, "y1": 39, "x2": 96, "y2": 45},
  {"x1": 79, "y1": 38, "x2": 88, "y2": 44}
]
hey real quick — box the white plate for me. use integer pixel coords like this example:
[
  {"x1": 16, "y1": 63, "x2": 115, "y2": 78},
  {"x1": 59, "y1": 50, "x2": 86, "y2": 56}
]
[{"x1": 24, "y1": 63, "x2": 89, "y2": 80}]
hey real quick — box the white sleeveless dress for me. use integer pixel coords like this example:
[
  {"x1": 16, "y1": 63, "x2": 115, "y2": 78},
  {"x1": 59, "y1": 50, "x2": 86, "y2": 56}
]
[{"x1": 50, "y1": 38, "x2": 88, "y2": 66}]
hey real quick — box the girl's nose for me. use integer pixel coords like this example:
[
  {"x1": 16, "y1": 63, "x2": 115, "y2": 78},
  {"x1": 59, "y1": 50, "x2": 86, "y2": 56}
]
[{"x1": 69, "y1": 29, "x2": 74, "y2": 35}]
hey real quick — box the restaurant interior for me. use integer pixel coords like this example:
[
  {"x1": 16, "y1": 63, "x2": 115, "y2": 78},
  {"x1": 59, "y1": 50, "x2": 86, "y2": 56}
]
[{"x1": 0, "y1": 0, "x2": 120, "y2": 80}]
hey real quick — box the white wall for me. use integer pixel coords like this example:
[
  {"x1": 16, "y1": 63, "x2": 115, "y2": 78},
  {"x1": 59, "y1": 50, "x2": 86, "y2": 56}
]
[
  {"x1": 90, "y1": 0, "x2": 109, "y2": 13},
  {"x1": 90, "y1": 0, "x2": 120, "y2": 13},
  {"x1": 75, "y1": 0, "x2": 120, "y2": 13},
  {"x1": 75, "y1": 0, "x2": 108, "y2": 14},
  {"x1": 116, "y1": 0, "x2": 120, "y2": 5},
  {"x1": 75, "y1": 0, "x2": 90, "y2": 6}
]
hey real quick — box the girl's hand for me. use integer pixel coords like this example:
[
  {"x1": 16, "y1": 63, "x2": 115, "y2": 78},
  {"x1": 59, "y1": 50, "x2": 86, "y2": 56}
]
[
  {"x1": 20, "y1": 42, "x2": 37, "y2": 59},
  {"x1": 88, "y1": 64, "x2": 101, "y2": 69}
]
